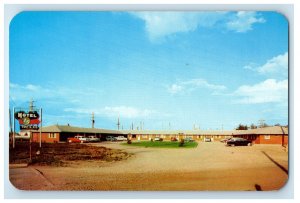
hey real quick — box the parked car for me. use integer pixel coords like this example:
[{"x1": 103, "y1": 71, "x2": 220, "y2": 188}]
[
  {"x1": 75, "y1": 135, "x2": 89, "y2": 142},
  {"x1": 204, "y1": 137, "x2": 211, "y2": 142},
  {"x1": 171, "y1": 137, "x2": 178, "y2": 141},
  {"x1": 87, "y1": 135, "x2": 100, "y2": 142},
  {"x1": 67, "y1": 137, "x2": 81, "y2": 143},
  {"x1": 184, "y1": 137, "x2": 195, "y2": 142},
  {"x1": 116, "y1": 136, "x2": 127, "y2": 141},
  {"x1": 226, "y1": 137, "x2": 252, "y2": 146},
  {"x1": 154, "y1": 137, "x2": 163, "y2": 141},
  {"x1": 106, "y1": 136, "x2": 117, "y2": 141}
]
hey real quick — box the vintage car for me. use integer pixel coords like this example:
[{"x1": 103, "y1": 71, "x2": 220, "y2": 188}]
[
  {"x1": 204, "y1": 137, "x2": 211, "y2": 142},
  {"x1": 115, "y1": 136, "x2": 127, "y2": 141},
  {"x1": 184, "y1": 137, "x2": 195, "y2": 142},
  {"x1": 171, "y1": 137, "x2": 178, "y2": 141},
  {"x1": 106, "y1": 136, "x2": 117, "y2": 141},
  {"x1": 87, "y1": 135, "x2": 100, "y2": 142},
  {"x1": 154, "y1": 137, "x2": 163, "y2": 141},
  {"x1": 75, "y1": 135, "x2": 89, "y2": 142},
  {"x1": 67, "y1": 136, "x2": 83, "y2": 143},
  {"x1": 226, "y1": 137, "x2": 252, "y2": 146}
]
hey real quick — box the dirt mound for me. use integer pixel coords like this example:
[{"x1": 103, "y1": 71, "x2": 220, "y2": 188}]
[{"x1": 9, "y1": 142, "x2": 131, "y2": 166}]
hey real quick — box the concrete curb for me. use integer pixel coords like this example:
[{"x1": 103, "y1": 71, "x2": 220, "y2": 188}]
[{"x1": 9, "y1": 163, "x2": 28, "y2": 169}]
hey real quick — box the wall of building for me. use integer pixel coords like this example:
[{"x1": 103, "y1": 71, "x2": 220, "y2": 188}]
[
  {"x1": 128, "y1": 134, "x2": 231, "y2": 142},
  {"x1": 128, "y1": 133, "x2": 288, "y2": 145},
  {"x1": 32, "y1": 132, "x2": 60, "y2": 143},
  {"x1": 258, "y1": 135, "x2": 288, "y2": 145}
]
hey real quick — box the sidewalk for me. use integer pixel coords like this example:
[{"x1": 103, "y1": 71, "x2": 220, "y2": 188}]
[{"x1": 9, "y1": 164, "x2": 55, "y2": 190}]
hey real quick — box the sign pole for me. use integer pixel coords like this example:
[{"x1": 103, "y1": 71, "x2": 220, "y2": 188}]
[
  {"x1": 40, "y1": 108, "x2": 42, "y2": 148},
  {"x1": 29, "y1": 133, "x2": 32, "y2": 163},
  {"x1": 13, "y1": 107, "x2": 15, "y2": 149}
]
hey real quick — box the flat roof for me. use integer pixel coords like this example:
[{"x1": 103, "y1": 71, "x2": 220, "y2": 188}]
[
  {"x1": 33, "y1": 125, "x2": 124, "y2": 134},
  {"x1": 121, "y1": 126, "x2": 288, "y2": 135}
]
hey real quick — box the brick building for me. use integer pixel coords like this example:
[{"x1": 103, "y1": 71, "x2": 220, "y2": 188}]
[
  {"x1": 31, "y1": 124, "x2": 124, "y2": 143},
  {"x1": 30, "y1": 125, "x2": 288, "y2": 146}
]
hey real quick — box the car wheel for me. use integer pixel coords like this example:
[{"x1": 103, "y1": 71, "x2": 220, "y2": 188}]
[
  {"x1": 231, "y1": 144, "x2": 235, "y2": 147},
  {"x1": 248, "y1": 143, "x2": 252, "y2": 146},
  {"x1": 68, "y1": 140, "x2": 72, "y2": 143}
]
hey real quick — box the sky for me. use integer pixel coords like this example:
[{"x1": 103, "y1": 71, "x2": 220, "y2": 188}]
[{"x1": 9, "y1": 11, "x2": 288, "y2": 131}]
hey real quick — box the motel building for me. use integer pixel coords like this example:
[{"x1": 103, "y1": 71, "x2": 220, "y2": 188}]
[
  {"x1": 28, "y1": 125, "x2": 288, "y2": 146},
  {"x1": 30, "y1": 125, "x2": 122, "y2": 142}
]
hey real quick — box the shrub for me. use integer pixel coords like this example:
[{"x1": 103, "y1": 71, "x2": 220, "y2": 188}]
[
  {"x1": 127, "y1": 140, "x2": 132, "y2": 144},
  {"x1": 178, "y1": 139, "x2": 185, "y2": 147}
]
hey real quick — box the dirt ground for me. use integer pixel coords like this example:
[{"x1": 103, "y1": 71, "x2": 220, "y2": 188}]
[{"x1": 9, "y1": 141, "x2": 289, "y2": 191}]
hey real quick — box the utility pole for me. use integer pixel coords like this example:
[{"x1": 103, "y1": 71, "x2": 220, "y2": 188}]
[
  {"x1": 258, "y1": 119, "x2": 265, "y2": 128},
  {"x1": 117, "y1": 117, "x2": 120, "y2": 130},
  {"x1": 39, "y1": 108, "x2": 42, "y2": 148},
  {"x1": 91, "y1": 112, "x2": 95, "y2": 128},
  {"x1": 13, "y1": 107, "x2": 15, "y2": 148},
  {"x1": 9, "y1": 108, "x2": 13, "y2": 133},
  {"x1": 29, "y1": 98, "x2": 35, "y2": 111}
]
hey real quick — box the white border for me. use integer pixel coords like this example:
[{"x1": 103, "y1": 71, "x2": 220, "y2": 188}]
[{"x1": 1, "y1": 1, "x2": 297, "y2": 201}]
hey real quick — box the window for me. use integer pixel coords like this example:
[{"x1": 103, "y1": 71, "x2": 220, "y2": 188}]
[
  {"x1": 264, "y1": 135, "x2": 270, "y2": 140},
  {"x1": 49, "y1": 133, "x2": 56, "y2": 138}
]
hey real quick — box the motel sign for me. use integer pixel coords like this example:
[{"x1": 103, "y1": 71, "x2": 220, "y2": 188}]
[{"x1": 14, "y1": 110, "x2": 40, "y2": 130}]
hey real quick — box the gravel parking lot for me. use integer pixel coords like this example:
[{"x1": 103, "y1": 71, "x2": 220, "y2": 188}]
[{"x1": 9, "y1": 141, "x2": 288, "y2": 191}]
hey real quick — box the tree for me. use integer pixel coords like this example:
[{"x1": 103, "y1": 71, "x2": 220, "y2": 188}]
[
  {"x1": 261, "y1": 123, "x2": 269, "y2": 128},
  {"x1": 236, "y1": 124, "x2": 248, "y2": 130},
  {"x1": 250, "y1": 124, "x2": 257, "y2": 129}
]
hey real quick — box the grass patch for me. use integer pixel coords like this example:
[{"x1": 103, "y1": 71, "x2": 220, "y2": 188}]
[{"x1": 122, "y1": 141, "x2": 198, "y2": 148}]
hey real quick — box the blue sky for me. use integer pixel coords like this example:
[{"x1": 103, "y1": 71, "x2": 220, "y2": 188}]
[{"x1": 9, "y1": 11, "x2": 288, "y2": 130}]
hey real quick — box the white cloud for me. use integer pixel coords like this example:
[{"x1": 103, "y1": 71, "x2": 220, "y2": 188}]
[
  {"x1": 167, "y1": 84, "x2": 184, "y2": 94},
  {"x1": 25, "y1": 84, "x2": 41, "y2": 91},
  {"x1": 64, "y1": 106, "x2": 159, "y2": 119},
  {"x1": 131, "y1": 11, "x2": 265, "y2": 41},
  {"x1": 9, "y1": 83, "x2": 100, "y2": 104},
  {"x1": 257, "y1": 52, "x2": 288, "y2": 77},
  {"x1": 226, "y1": 11, "x2": 266, "y2": 33},
  {"x1": 102, "y1": 106, "x2": 155, "y2": 119},
  {"x1": 10, "y1": 83, "x2": 44, "y2": 101},
  {"x1": 131, "y1": 12, "x2": 227, "y2": 41},
  {"x1": 182, "y1": 79, "x2": 226, "y2": 90},
  {"x1": 167, "y1": 78, "x2": 226, "y2": 95},
  {"x1": 243, "y1": 62, "x2": 258, "y2": 71},
  {"x1": 10, "y1": 83, "x2": 41, "y2": 91},
  {"x1": 234, "y1": 79, "x2": 288, "y2": 104}
]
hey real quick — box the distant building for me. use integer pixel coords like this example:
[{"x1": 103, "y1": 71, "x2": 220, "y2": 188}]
[
  {"x1": 30, "y1": 125, "x2": 288, "y2": 146},
  {"x1": 31, "y1": 125, "x2": 123, "y2": 143},
  {"x1": 123, "y1": 126, "x2": 288, "y2": 146}
]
